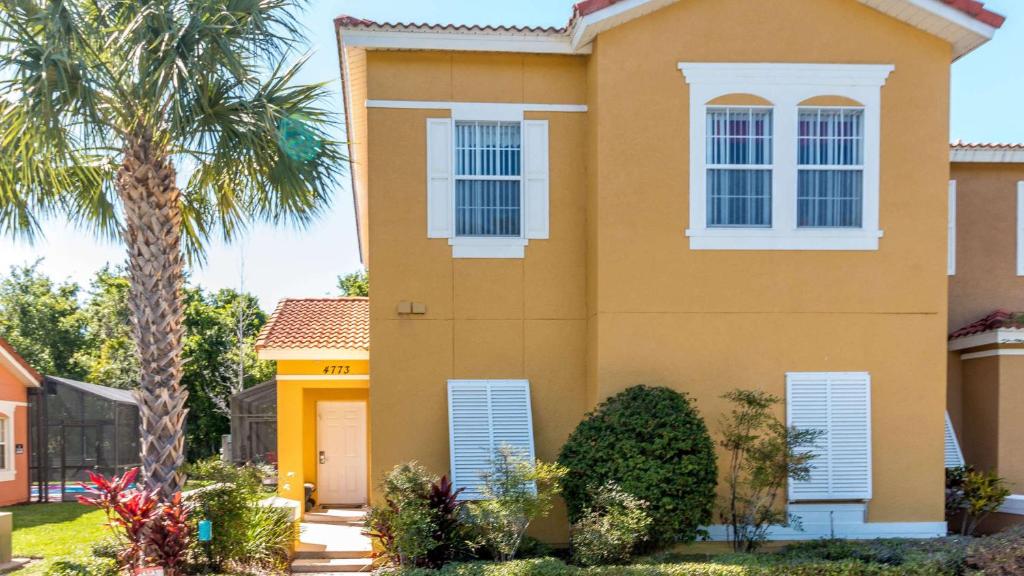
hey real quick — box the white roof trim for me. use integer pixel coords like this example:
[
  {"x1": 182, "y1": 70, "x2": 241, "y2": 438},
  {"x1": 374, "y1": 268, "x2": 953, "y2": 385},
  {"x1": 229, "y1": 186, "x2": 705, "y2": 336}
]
[
  {"x1": 257, "y1": 348, "x2": 369, "y2": 361},
  {"x1": 339, "y1": 27, "x2": 590, "y2": 55},
  {"x1": 0, "y1": 345, "x2": 40, "y2": 388},
  {"x1": 949, "y1": 328, "x2": 1024, "y2": 351},
  {"x1": 339, "y1": 0, "x2": 995, "y2": 59},
  {"x1": 951, "y1": 147, "x2": 1024, "y2": 163}
]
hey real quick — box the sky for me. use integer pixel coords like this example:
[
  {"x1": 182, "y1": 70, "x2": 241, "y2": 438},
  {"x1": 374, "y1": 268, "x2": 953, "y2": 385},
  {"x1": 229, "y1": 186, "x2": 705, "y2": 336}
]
[{"x1": 0, "y1": 0, "x2": 1021, "y2": 310}]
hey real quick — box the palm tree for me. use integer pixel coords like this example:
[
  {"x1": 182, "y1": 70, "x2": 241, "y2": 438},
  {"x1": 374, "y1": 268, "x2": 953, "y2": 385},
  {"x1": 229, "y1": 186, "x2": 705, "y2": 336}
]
[{"x1": 0, "y1": 0, "x2": 344, "y2": 498}]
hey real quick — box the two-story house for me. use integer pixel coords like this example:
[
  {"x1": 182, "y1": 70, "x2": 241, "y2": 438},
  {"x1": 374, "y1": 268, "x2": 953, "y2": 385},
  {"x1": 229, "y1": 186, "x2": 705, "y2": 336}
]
[
  {"x1": 256, "y1": 0, "x2": 1006, "y2": 543},
  {"x1": 947, "y1": 142, "x2": 1024, "y2": 528}
]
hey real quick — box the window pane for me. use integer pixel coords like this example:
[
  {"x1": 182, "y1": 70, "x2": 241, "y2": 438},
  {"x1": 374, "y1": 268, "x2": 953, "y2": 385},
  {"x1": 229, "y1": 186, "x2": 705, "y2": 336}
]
[
  {"x1": 708, "y1": 169, "x2": 772, "y2": 227},
  {"x1": 456, "y1": 180, "x2": 522, "y2": 237},
  {"x1": 455, "y1": 121, "x2": 521, "y2": 177},
  {"x1": 798, "y1": 170, "x2": 863, "y2": 228},
  {"x1": 798, "y1": 109, "x2": 863, "y2": 167},
  {"x1": 707, "y1": 108, "x2": 773, "y2": 166}
]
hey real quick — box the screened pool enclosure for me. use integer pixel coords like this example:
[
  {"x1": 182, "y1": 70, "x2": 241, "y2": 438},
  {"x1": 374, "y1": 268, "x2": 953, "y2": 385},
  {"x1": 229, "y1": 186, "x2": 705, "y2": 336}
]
[
  {"x1": 28, "y1": 376, "x2": 141, "y2": 502},
  {"x1": 229, "y1": 379, "x2": 277, "y2": 464}
]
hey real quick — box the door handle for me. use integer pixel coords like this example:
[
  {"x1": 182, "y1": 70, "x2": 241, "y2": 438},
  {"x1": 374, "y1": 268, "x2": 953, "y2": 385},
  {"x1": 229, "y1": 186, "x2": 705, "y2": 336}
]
[{"x1": 319, "y1": 451, "x2": 326, "y2": 464}]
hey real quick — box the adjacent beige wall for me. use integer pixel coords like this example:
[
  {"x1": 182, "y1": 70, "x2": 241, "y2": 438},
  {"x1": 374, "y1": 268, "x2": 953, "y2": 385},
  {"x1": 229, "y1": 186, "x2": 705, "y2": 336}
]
[
  {"x1": 356, "y1": 0, "x2": 954, "y2": 536},
  {"x1": 949, "y1": 163, "x2": 1024, "y2": 332}
]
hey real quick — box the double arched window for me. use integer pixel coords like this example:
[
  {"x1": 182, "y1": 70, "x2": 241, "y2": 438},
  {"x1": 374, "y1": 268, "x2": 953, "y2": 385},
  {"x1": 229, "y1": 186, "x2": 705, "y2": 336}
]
[{"x1": 680, "y1": 64, "x2": 893, "y2": 250}]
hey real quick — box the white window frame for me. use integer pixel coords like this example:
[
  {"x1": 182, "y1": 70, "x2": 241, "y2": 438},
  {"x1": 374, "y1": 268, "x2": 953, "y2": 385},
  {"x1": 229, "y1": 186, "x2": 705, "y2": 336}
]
[
  {"x1": 453, "y1": 120, "x2": 525, "y2": 240},
  {"x1": 949, "y1": 180, "x2": 957, "y2": 276},
  {"x1": 1017, "y1": 182, "x2": 1024, "y2": 277},
  {"x1": 427, "y1": 104, "x2": 549, "y2": 259},
  {"x1": 0, "y1": 402, "x2": 18, "y2": 482},
  {"x1": 679, "y1": 63, "x2": 894, "y2": 251}
]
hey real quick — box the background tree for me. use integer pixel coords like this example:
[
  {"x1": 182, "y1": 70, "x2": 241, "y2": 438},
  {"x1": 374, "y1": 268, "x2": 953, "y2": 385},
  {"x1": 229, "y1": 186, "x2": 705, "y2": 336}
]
[
  {"x1": 0, "y1": 0, "x2": 343, "y2": 497},
  {"x1": 0, "y1": 262, "x2": 86, "y2": 378},
  {"x1": 338, "y1": 269, "x2": 369, "y2": 297},
  {"x1": 73, "y1": 266, "x2": 140, "y2": 389}
]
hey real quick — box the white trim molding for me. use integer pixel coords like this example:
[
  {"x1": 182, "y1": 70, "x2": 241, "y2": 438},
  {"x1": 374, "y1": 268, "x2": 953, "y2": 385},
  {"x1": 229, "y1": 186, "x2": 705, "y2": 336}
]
[
  {"x1": 1000, "y1": 494, "x2": 1024, "y2": 516},
  {"x1": 951, "y1": 147, "x2": 1024, "y2": 164},
  {"x1": 949, "y1": 180, "x2": 957, "y2": 276},
  {"x1": 679, "y1": 63, "x2": 893, "y2": 251},
  {"x1": 256, "y1": 348, "x2": 369, "y2": 361},
  {"x1": 705, "y1": 504, "x2": 946, "y2": 541},
  {"x1": 1017, "y1": 182, "x2": 1024, "y2": 276},
  {"x1": 276, "y1": 375, "x2": 369, "y2": 382},
  {"x1": 949, "y1": 329, "x2": 1024, "y2": 351},
  {"x1": 449, "y1": 237, "x2": 529, "y2": 259},
  {"x1": 367, "y1": 101, "x2": 587, "y2": 116},
  {"x1": 0, "y1": 400, "x2": 19, "y2": 483},
  {"x1": 340, "y1": 28, "x2": 588, "y2": 55},
  {"x1": 961, "y1": 348, "x2": 1024, "y2": 361}
]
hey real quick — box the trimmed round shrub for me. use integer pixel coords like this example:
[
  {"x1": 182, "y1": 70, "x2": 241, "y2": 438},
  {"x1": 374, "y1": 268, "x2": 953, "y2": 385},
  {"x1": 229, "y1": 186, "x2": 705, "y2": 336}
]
[{"x1": 558, "y1": 385, "x2": 717, "y2": 548}]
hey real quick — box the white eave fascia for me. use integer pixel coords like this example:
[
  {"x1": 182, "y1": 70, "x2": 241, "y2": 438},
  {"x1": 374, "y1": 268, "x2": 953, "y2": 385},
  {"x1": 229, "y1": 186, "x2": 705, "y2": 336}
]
[
  {"x1": 951, "y1": 148, "x2": 1024, "y2": 164},
  {"x1": 256, "y1": 348, "x2": 370, "y2": 361},
  {"x1": 0, "y1": 346, "x2": 41, "y2": 388},
  {"x1": 339, "y1": 27, "x2": 591, "y2": 55},
  {"x1": 949, "y1": 329, "x2": 1024, "y2": 351},
  {"x1": 858, "y1": 0, "x2": 996, "y2": 60},
  {"x1": 569, "y1": 0, "x2": 994, "y2": 58},
  {"x1": 569, "y1": 0, "x2": 678, "y2": 51}
]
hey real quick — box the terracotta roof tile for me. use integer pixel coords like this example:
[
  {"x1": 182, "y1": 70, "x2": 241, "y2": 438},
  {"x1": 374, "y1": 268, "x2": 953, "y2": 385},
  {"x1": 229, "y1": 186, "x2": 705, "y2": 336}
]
[
  {"x1": 949, "y1": 309, "x2": 1024, "y2": 340},
  {"x1": 939, "y1": 0, "x2": 1005, "y2": 28},
  {"x1": 952, "y1": 140, "x2": 1024, "y2": 151},
  {"x1": 0, "y1": 336, "x2": 43, "y2": 385},
  {"x1": 256, "y1": 298, "x2": 370, "y2": 352}
]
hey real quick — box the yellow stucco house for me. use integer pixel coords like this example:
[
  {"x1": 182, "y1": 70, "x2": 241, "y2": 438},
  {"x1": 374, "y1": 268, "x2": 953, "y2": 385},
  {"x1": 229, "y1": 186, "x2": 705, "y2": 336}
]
[{"x1": 256, "y1": 0, "x2": 1007, "y2": 544}]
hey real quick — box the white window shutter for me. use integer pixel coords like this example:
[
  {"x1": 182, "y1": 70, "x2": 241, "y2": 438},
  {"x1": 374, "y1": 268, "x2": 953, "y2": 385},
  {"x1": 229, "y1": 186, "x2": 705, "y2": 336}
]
[
  {"x1": 523, "y1": 120, "x2": 549, "y2": 239},
  {"x1": 948, "y1": 181, "x2": 957, "y2": 276},
  {"x1": 448, "y1": 380, "x2": 535, "y2": 500},
  {"x1": 788, "y1": 372, "x2": 872, "y2": 501},
  {"x1": 945, "y1": 412, "x2": 965, "y2": 468},
  {"x1": 427, "y1": 118, "x2": 453, "y2": 238}
]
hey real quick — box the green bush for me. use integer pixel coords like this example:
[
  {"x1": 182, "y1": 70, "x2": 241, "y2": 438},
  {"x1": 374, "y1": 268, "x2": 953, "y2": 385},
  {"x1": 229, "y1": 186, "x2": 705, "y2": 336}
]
[
  {"x1": 946, "y1": 466, "x2": 1011, "y2": 536},
  {"x1": 239, "y1": 504, "x2": 295, "y2": 571},
  {"x1": 966, "y1": 525, "x2": 1024, "y2": 575},
  {"x1": 184, "y1": 457, "x2": 269, "y2": 497},
  {"x1": 467, "y1": 446, "x2": 568, "y2": 562},
  {"x1": 570, "y1": 483, "x2": 652, "y2": 566},
  {"x1": 389, "y1": 556, "x2": 957, "y2": 576},
  {"x1": 558, "y1": 386, "x2": 718, "y2": 547},
  {"x1": 44, "y1": 557, "x2": 119, "y2": 576},
  {"x1": 186, "y1": 483, "x2": 252, "y2": 569}
]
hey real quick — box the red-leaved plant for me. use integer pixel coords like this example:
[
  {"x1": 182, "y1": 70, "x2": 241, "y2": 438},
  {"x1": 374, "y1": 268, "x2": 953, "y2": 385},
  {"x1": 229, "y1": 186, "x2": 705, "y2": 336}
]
[{"x1": 79, "y1": 468, "x2": 191, "y2": 575}]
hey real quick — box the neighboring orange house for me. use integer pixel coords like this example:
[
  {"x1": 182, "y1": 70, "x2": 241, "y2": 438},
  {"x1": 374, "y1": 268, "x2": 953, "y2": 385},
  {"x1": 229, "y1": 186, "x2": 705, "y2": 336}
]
[
  {"x1": 261, "y1": 0, "x2": 1008, "y2": 544},
  {"x1": 0, "y1": 338, "x2": 42, "y2": 506},
  {"x1": 947, "y1": 143, "x2": 1024, "y2": 525}
]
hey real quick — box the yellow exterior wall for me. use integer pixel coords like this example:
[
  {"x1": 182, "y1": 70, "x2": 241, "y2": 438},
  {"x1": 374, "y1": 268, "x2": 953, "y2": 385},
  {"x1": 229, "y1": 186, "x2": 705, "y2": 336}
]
[
  {"x1": 350, "y1": 0, "x2": 954, "y2": 538},
  {"x1": 275, "y1": 359, "x2": 369, "y2": 505},
  {"x1": 949, "y1": 163, "x2": 1024, "y2": 332}
]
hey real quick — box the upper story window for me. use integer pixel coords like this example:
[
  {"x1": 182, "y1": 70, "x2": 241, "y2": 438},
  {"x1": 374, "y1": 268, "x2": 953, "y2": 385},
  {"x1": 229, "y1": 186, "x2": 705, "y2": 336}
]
[
  {"x1": 797, "y1": 108, "x2": 864, "y2": 229},
  {"x1": 426, "y1": 108, "x2": 550, "y2": 259},
  {"x1": 707, "y1": 108, "x2": 773, "y2": 228},
  {"x1": 455, "y1": 121, "x2": 523, "y2": 238},
  {"x1": 679, "y1": 63, "x2": 894, "y2": 251}
]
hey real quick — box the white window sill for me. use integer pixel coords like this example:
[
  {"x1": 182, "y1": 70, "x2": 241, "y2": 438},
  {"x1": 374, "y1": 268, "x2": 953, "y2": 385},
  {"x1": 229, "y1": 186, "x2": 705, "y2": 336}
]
[
  {"x1": 686, "y1": 229, "x2": 883, "y2": 251},
  {"x1": 449, "y1": 237, "x2": 528, "y2": 259},
  {"x1": 0, "y1": 470, "x2": 15, "y2": 483}
]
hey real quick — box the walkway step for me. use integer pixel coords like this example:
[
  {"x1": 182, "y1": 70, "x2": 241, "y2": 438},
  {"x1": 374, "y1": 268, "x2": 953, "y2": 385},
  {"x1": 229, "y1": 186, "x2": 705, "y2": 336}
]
[
  {"x1": 305, "y1": 511, "x2": 367, "y2": 525},
  {"x1": 290, "y1": 558, "x2": 374, "y2": 573},
  {"x1": 293, "y1": 550, "x2": 373, "y2": 560}
]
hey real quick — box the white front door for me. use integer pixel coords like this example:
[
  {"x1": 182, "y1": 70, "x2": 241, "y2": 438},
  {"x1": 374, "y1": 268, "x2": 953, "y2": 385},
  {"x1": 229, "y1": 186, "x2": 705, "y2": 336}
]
[{"x1": 317, "y1": 401, "x2": 368, "y2": 505}]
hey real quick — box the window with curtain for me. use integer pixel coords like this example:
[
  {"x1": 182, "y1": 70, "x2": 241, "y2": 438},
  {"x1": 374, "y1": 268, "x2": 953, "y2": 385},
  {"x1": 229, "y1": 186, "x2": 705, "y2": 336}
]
[
  {"x1": 455, "y1": 121, "x2": 522, "y2": 237},
  {"x1": 0, "y1": 414, "x2": 7, "y2": 470},
  {"x1": 798, "y1": 108, "x2": 864, "y2": 228},
  {"x1": 706, "y1": 107, "x2": 773, "y2": 227}
]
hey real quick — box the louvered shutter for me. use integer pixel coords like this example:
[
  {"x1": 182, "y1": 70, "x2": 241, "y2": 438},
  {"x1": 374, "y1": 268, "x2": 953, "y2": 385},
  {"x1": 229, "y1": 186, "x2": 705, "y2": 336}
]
[
  {"x1": 426, "y1": 118, "x2": 453, "y2": 238},
  {"x1": 788, "y1": 372, "x2": 872, "y2": 501},
  {"x1": 523, "y1": 120, "x2": 549, "y2": 239},
  {"x1": 945, "y1": 412, "x2": 965, "y2": 468},
  {"x1": 448, "y1": 380, "x2": 535, "y2": 500}
]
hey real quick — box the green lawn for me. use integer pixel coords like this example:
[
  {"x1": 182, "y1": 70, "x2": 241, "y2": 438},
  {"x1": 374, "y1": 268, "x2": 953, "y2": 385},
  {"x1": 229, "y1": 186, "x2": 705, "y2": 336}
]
[{"x1": 1, "y1": 502, "x2": 110, "y2": 575}]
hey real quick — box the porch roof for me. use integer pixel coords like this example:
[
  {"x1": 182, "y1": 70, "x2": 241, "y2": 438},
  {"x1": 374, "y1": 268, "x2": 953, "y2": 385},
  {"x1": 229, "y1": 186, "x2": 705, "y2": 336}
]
[{"x1": 256, "y1": 298, "x2": 370, "y2": 358}]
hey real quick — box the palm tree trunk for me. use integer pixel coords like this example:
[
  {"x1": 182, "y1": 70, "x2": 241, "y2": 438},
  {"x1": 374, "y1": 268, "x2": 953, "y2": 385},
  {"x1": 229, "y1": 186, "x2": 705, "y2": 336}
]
[{"x1": 118, "y1": 130, "x2": 188, "y2": 499}]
